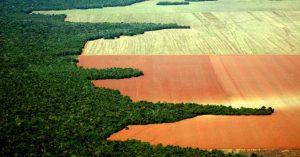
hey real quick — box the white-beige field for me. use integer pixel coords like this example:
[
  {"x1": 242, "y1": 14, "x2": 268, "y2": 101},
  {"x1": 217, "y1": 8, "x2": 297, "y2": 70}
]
[{"x1": 34, "y1": 0, "x2": 300, "y2": 55}]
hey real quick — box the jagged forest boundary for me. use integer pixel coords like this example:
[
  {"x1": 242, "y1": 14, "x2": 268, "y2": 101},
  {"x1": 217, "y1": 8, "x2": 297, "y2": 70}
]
[{"x1": 1, "y1": 0, "x2": 271, "y2": 156}]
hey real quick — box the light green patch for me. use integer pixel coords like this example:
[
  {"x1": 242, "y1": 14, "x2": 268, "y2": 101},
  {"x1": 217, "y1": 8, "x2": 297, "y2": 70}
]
[{"x1": 34, "y1": 0, "x2": 300, "y2": 55}]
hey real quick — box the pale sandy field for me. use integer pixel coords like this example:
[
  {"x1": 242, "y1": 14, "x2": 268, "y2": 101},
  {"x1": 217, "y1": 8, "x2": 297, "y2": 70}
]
[{"x1": 34, "y1": 0, "x2": 300, "y2": 55}]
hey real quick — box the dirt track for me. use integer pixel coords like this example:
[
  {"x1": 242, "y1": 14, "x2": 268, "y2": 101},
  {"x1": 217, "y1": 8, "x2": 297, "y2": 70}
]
[{"x1": 78, "y1": 55, "x2": 300, "y2": 149}]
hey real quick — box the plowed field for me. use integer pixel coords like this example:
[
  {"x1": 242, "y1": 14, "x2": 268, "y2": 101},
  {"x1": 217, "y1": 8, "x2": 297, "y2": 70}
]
[
  {"x1": 108, "y1": 108, "x2": 300, "y2": 149},
  {"x1": 78, "y1": 55, "x2": 300, "y2": 149},
  {"x1": 78, "y1": 55, "x2": 300, "y2": 108},
  {"x1": 34, "y1": 0, "x2": 300, "y2": 55}
]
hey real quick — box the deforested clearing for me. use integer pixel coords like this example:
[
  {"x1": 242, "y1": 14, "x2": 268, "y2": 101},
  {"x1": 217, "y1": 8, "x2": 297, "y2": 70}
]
[
  {"x1": 78, "y1": 55, "x2": 300, "y2": 108},
  {"x1": 78, "y1": 54, "x2": 300, "y2": 149},
  {"x1": 108, "y1": 108, "x2": 300, "y2": 149},
  {"x1": 4, "y1": 0, "x2": 300, "y2": 155},
  {"x1": 34, "y1": 0, "x2": 300, "y2": 55}
]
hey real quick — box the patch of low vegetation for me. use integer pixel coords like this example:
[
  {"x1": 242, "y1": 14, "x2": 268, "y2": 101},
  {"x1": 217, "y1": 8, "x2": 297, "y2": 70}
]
[
  {"x1": 157, "y1": 1, "x2": 190, "y2": 5},
  {"x1": 1, "y1": 0, "x2": 273, "y2": 156},
  {"x1": 156, "y1": 0, "x2": 217, "y2": 6}
]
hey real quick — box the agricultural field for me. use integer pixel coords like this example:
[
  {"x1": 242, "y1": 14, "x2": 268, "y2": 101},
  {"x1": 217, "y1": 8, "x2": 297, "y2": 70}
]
[
  {"x1": 35, "y1": 0, "x2": 300, "y2": 55},
  {"x1": 35, "y1": 0, "x2": 300, "y2": 154},
  {"x1": 78, "y1": 55, "x2": 300, "y2": 150},
  {"x1": 78, "y1": 55, "x2": 300, "y2": 108},
  {"x1": 1, "y1": 0, "x2": 300, "y2": 156}
]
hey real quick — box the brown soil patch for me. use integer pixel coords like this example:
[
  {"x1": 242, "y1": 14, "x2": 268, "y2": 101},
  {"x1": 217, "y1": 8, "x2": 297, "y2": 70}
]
[
  {"x1": 78, "y1": 55, "x2": 300, "y2": 108},
  {"x1": 77, "y1": 55, "x2": 300, "y2": 149},
  {"x1": 107, "y1": 108, "x2": 300, "y2": 149}
]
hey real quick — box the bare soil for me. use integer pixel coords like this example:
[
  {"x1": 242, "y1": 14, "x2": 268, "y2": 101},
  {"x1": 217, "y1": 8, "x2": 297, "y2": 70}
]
[
  {"x1": 78, "y1": 55, "x2": 300, "y2": 107},
  {"x1": 78, "y1": 55, "x2": 300, "y2": 149}
]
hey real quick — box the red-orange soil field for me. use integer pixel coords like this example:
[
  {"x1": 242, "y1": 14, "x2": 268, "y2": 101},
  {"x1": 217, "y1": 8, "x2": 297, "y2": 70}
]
[
  {"x1": 78, "y1": 55, "x2": 300, "y2": 149},
  {"x1": 108, "y1": 109, "x2": 300, "y2": 149}
]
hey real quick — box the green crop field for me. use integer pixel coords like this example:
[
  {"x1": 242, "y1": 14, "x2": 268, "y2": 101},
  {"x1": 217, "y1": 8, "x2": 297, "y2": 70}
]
[{"x1": 34, "y1": 0, "x2": 300, "y2": 55}]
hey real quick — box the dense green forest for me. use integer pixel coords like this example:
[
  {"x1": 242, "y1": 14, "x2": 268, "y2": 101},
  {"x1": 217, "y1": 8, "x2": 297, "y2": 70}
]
[
  {"x1": 1, "y1": 0, "x2": 272, "y2": 156},
  {"x1": 3, "y1": 0, "x2": 146, "y2": 12},
  {"x1": 157, "y1": 1, "x2": 190, "y2": 5},
  {"x1": 157, "y1": 0, "x2": 217, "y2": 6}
]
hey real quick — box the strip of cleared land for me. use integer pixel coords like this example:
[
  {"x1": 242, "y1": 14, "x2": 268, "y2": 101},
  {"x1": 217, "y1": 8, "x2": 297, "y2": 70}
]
[
  {"x1": 35, "y1": 0, "x2": 300, "y2": 54},
  {"x1": 78, "y1": 55, "x2": 300, "y2": 149},
  {"x1": 108, "y1": 108, "x2": 300, "y2": 149}
]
